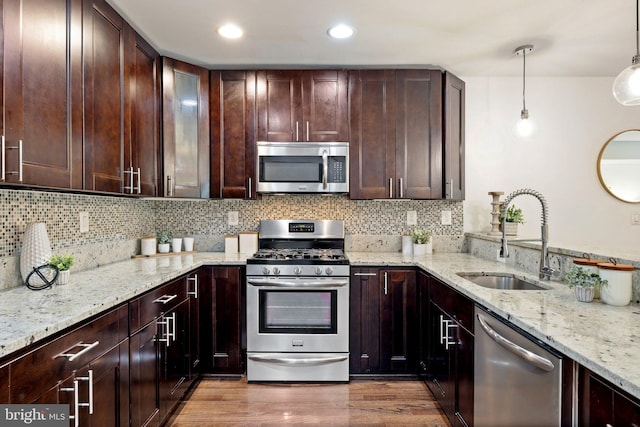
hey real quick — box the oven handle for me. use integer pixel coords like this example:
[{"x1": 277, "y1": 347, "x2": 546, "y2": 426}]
[
  {"x1": 248, "y1": 354, "x2": 349, "y2": 365},
  {"x1": 247, "y1": 278, "x2": 349, "y2": 288}
]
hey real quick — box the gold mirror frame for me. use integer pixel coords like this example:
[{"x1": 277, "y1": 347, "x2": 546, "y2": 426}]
[{"x1": 597, "y1": 129, "x2": 640, "y2": 203}]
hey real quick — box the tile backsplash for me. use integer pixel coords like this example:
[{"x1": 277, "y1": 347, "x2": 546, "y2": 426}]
[{"x1": 0, "y1": 189, "x2": 464, "y2": 289}]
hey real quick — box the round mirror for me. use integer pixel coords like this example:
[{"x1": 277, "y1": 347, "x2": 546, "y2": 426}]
[{"x1": 597, "y1": 130, "x2": 640, "y2": 203}]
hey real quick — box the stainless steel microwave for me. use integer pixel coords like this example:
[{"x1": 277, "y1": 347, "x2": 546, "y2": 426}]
[{"x1": 256, "y1": 141, "x2": 349, "y2": 194}]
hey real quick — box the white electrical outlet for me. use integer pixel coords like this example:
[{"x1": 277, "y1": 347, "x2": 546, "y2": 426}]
[
  {"x1": 79, "y1": 212, "x2": 89, "y2": 233},
  {"x1": 407, "y1": 211, "x2": 417, "y2": 225},
  {"x1": 496, "y1": 248, "x2": 505, "y2": 263},
  {"x1": 228, "y1": 211, "x2": 239, "y2": 226},
  {"x1": 632, "y1": 212, "x2": 640, "y2": 225},
  {"x1": 441, "y1": 210, "x2": 452, "y2": 225}
]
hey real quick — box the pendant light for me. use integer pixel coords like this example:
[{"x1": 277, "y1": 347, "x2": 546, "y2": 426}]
[
  {"x1": 514, "y1": 45, "x2": 534, "y2": 137},
  {"x1": 613, "y1": 0, "x2": 640, "y2": 105}
]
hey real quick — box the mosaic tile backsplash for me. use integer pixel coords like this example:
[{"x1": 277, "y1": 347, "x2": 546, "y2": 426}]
[{"x1": 0, "y1": 189, "x2": 464, "y2": 289}]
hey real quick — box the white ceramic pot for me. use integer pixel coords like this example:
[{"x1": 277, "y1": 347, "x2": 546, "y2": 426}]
[
  {"x1": 573, "y1": 285, "x2": 595, "y2": 303},
  {"x1": 413, "y1": 243, "x2": 427, "y2": 256},
  {"x1": 56, "y1": 269, "x2": 70, "y2": 285},
  {"x1": 503, "y1": 222, "x2": 518, "y2": 236},
  {"x1": 158, "y1": 243, "x2": 170, "y2": 253},
  {"x1": 183, "y1": 237, "x2": 195, "y2": 252},
  {"x1": 141, "y1": 237, "x2": 156, "y2": 256},
  {"x1": 172, "y1": 238, "x2": 183, "y2": 253},
  {"x1": 402, "y1": 235, "x2": 413, "y2": 255},
  {"x1": 598, "y1": 262, "x2": 634, "y2": 306}
]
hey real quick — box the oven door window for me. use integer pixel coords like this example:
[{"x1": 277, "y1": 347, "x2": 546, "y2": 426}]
[
  {"x1": 259, "y1": 156, "x2": 322, "y2": 183},
  {"x1": 259, "y1": 289, "x2": 337, "y2": 334}
]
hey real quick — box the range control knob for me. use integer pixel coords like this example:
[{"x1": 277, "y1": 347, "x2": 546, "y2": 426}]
[
  {"x1": 273, "y1": 267, "x2": 281, "y2": 276},
  {"x1": 325, "y1": 267, "x2": 333, "y2": 276},
  {"x1": 315, "y1": 267, "x2": 323, "y2": 276},
  {"x1": 262, "y1": 267, "x2": 270, "y2": 275},
  {"x1": 294, "y1": 267, "x2": 303, "y2": 276}
]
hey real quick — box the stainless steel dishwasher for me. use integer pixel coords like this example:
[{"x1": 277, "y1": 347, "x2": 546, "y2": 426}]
[{"x1": 474, "y1": 306, "x2": 562, "y2": 427}]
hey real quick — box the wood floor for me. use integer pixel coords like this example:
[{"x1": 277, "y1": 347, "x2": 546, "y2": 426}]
[{"x1": 166, "y1": 378, "x2": 451, "y2": 426}]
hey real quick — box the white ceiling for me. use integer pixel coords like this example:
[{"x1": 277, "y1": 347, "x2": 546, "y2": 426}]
[{"x1": 107, "y1": 0, "x2": 635, "y2": 77}]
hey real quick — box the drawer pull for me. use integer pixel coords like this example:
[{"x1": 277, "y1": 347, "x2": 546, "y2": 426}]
[
  {"x1": 187, "y1": 274, "x2": 198, "y2": 298},
  {"x1": 153, "y1": 294, "x2": 177, "y2": 304},
  {"x1": 61, "y1": 380, "x2": 80, "y2": 427},
  {"x1": 354, "y1": 272, "x2": 377, "y2": 276},
  {"x1": 76, "y1": 370, "x2": 94, "y2": 414},
  {"x1": 55, "y1": 341, "x2": 100, "y2": 361}
]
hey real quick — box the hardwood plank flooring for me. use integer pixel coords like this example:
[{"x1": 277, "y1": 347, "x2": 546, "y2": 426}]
[{"x1": 166, "y1": 378, "x2": 451, "y2": 426}]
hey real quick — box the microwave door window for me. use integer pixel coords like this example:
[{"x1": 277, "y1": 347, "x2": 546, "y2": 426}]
[{"x1": 261, "y1": 156, "x2": 322, "y2": 182}]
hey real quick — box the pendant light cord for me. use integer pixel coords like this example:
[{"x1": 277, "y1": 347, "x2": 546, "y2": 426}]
[
  {"x1": 522, "y1": 48, "x2": 527, "y2": 112},
  {"x1": 635, "y1": 0, "x2": 639, "y2": 60}
]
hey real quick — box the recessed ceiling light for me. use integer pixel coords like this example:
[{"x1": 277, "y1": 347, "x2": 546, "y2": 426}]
[
  {"x1": 327, "y1": 24, "x2": 354, "y2": 39},
  {"x1": 218, "y1": 23, "x2": 243, "y2": 39}
]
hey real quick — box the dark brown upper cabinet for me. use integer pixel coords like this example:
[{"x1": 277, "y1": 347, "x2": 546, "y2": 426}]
[
  {"x1": 83, "y1": 0, "x2": 129, "y2": 193},
  {"x1": 350, "y1": 69, "x2": 462, "y2": 200},
  {"x1": 210, "y1": 70, "x2": 257, "y2": 199},
  {"x1": 256, "y1": 70, "x2": 349, "y2": 142},
  {"x1": 127, "y1": 33, "x2": 161, "y2": 196},
  {"x1": 1, "y1": 0, "x2": 83, "y2": 189},
  {"x1": 162, "y1": 57, "x2": 210, "y2": 198},
  {"x1": 444, "y1": 72, "x2": 465, "y2": 200}
]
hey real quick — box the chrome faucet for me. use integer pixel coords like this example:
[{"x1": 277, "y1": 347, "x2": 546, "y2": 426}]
[{"x1": 500, "y1": 189, "x2": 554, "y2": 280}]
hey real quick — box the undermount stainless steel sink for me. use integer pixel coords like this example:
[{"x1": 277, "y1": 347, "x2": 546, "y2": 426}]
[{"x1": 457, "y1": 272, "x2": 548, "y2": 291}]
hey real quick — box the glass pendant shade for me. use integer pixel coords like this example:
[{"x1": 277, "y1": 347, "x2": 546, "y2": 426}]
[{"x1": 613, "y1": 60, "x2": 640, "y2": 105}]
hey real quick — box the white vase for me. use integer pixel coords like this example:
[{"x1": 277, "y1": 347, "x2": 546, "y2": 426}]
[
  {"x1": 574, "y1": 286, "x2": 595, "y2": 303},
  {"x1": 172, "y1": 238, "x2": 183, "y2": 253},
  {"x1": 183, "y1": 237, "x2": 195, "y2": 252},
  {"x1": 20, "y1": 222, "x2": 53, "y2": 284},
  {"x1": 503, "y1": 222, "x2": 518, "y2": 236},
  {"x1": 158, "y1": 243, "x2": 170, "y2": 253},
  {"x1": 141, "y1": 237, "x2": 156, "y2": 256},
  {"x1": 56, "y1": 269, "x2": 70, "y2": 285},
  {"x1": 413, "y1": 243, "x2": 427, "y2": 256}
]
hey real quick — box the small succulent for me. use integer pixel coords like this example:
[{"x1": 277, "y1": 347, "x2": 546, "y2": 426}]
[
  {"x1": 157, "y1": 231, "x2": 172, "y2": 244},
  {"x1": 48, "y1": 254, "x2": 75, "y2": 271},
  {"x1": 411, "y1": 228, "x2": 432, "y2": 244},
  {"x1": 564, "y1": 265, "x2": 607, "y2": 289}
]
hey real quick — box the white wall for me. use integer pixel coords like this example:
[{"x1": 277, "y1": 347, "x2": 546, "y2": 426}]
[{"x1": 463, "y1": 76, "x2": 640, "y2": 258}]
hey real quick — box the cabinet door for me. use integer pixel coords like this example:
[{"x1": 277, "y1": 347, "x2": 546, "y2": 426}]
[
  {"x1": 302, "y1": 70, "x2": 349, "y2": 142},
  {"x1": 379, "y1": 269, "x2": 417, "y2": 373},
  {"x1": 187, "y1": 270, "x2": 204, "y2": 380},
  {"x1": 349, "y1": 268, "x2": 381, "y2": 373},
  {"x1": 83, "y1": 0, "x2": 128, "y2": 193},
  {"x1": 130, "y1": 320, "x2": 160, "y2": 427},
  {"x1": 396, "y1": 69, "x2": 443, "y2": 199},
  {"x1": 455, "y1": 325, "x2": 474, "y2": 427},
  {"x1": 428, "y1": 302, "x2": 455, "y2": 418},
  {"x1": 1, "y1": 0, "x2": 82, "y2": 188},
  {"x1": 417, "y1": 271, "x2": 431, "y2": 379},
  {"x1": 207, "y1": 266, "x2": 244, "y2": 374},
  {"x1": 162, "y1": 57, "x2": 210, "y2": 198},
  {"x1": 210, "y1": 70, "x2": 256, "y2": 198},
  {"x1": 128, "y1": 33, "x2": 161, "y2": 196},
  {"x1": 256, "y1": 70, "x2": 302, "y2": 142},
  {"x1": 444, "y1": 72, "x2": 465, "y2": 200},
  {"x1": 348, "y1": 70, "x2": 396, "y2": 199},
  {"x1": 580, "y1": 366, "x2": 640, "y2": 426}
]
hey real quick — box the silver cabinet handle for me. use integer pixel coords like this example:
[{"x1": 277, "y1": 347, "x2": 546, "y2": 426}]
[
  {"x1": 124, "y1": 166, "x2": 134, "y2": 193},
  {"x1": 389, "y1": 178, "x2": 393, "y2": 198},
  {"x1": 76, "y1": 370, "x2": 94, "y2": 414},
  {"x1": 187, "y1": 274, "x2": 199, "y2": 298},
  {"x1": 383, "y1": 271, "x2": 388, "y2": 295},
  {"x1": 399, "y1": 177, "x2": 404, "y2": 198},
  {"x1": 306, "y1": 121, "x2": 310, "y2": 141},
  {"x1": 322, "y1": 150, "x2": 328, "y2": 190},
  {"x1": 18, "y1": 140, "x2": 22, "y2": 182},
  {"x1": 353, "y1": 272, "x2": 377, "y2": 276},
  {"x1": 166, "y1": 175, "x2": 173, "y2": 197},
  {"x1": 296, "y1": 121, "x2": 299, "y2": 141},
  {"x1": 136, "y1": 167, "x2": 141, "y2": 194},
  {"x1": 61, "y1": 380, "x2": 80, "y2": 427},
  {"x1": 439, "y1": 315, "x2": 446, "y2": 345},
  {"x1": 157, "y1": 313, "x2": 176, "y2": 346},
  {"x1": 477, "y1": 313, "x2": 555, "y2": 372},
  {"x1": 55, "y1": 341, "x2": 100, "y2": 361},
  {"x1": 247, "y1": 177, "x2": 252, "y2": 198},
  {"x1": 6, "y1": 140, "x2": 23, "y2": 182},
  {"x1": 1, "y1": 136, "x2": 4, "y2": 181},
  {"x1": 447, "y1": 179, "x2": 454, "y2": 199},
  {"x1": 153, "y1": 294, "x2": 177, "y2": 304},
  {"x1": 444, "y1": 321, "x2": 458, "y2": 350}
]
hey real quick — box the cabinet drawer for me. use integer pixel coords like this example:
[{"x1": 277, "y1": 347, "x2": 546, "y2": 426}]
[
  {"x1": 130, "y1": 276, "x2": 187, "y2": 332},
  {"x1": 430, "y1": 278, "x2": 473, "y2": 331},
  {"x1": 10, "y1": 304, "x2": 127, "y2": 403}
]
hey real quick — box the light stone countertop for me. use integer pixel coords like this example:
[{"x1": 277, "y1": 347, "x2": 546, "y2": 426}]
[{"x1": 1, "y1": 250, "x2": 639, "y2": 401}]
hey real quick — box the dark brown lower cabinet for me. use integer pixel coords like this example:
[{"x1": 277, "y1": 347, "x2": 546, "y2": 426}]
[
  {"x1": 350, "y1": 267, "x2": 417, "y2": 375},
  {"x1": 201, "y1": 266, "x2": 245, "y2": 374},
  {"x1": 129, "y1": 318, "x2": 160, "y2": 427},
  {"x1": 580, "y1": 365, "x2": 640, "y2": 426}
]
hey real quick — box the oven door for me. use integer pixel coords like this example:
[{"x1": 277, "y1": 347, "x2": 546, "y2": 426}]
[{"x1": 246, "y1": 276, "x2": 349, "y2": 353}]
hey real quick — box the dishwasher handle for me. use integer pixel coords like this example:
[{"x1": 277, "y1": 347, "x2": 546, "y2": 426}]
[{"x1": 477, "y1": 313, "x2": 555, "y2": 372}]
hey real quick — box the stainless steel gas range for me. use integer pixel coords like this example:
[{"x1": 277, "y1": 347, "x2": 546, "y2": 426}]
[{"x1": 246, "y1": 219, "x2": 349, "y2": 382}]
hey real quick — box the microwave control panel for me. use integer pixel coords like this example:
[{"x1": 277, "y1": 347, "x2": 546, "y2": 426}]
[{"x1": 328, "y1": 157, "x2": 346, "y2": 183}]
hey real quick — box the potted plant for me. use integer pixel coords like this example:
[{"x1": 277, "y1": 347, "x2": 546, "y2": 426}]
[
  {"x1": 49, "y1": 254, "x2": 75, "y2": 285},
  {"x1": 501, "y1": 204, "x2": 525, "y2": 236},
  {"x1": 157, "y1": 231, "x2": 172, "y2": 253},
  {"x1": 411, "y1": 227, "x2": 432, "y2": 255},
  {"x1": 564, "y1": 265, "x2": 608, "y2": 303}
]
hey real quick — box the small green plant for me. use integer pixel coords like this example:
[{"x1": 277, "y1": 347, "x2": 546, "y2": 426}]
[
  {"x1": 502, "y1": 205, "x2": 525, "y2": 224},
  {"x1": 411, "y1": 227, "x2": 432, "y2": 244},
  {"x1": 48, "y1": 254, "x2": 75, "y2": 271},
  {"x1": 564, "y1": 265, "x2": 607, "y2": 289},
  {"x1": 157, "y1": 231, "x2": 172, "y2": 244}
]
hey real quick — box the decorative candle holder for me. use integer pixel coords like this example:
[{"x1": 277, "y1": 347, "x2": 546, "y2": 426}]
[{"x1": 488, "y1": 191, "x2": 504, "y2": 236}]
